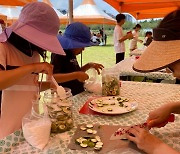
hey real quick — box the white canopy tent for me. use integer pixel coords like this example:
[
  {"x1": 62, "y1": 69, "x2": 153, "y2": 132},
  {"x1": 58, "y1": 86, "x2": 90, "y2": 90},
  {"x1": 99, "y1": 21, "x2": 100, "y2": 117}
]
[
  {"x1": 63, "y1": 0, "x2": 116, "y2": 25},
  {"x1": 0, "y1": 6, "x2": 21, "y2": 19},
  {"x1": 42, "y1": 0, "x2": 64, "y2": 17},
  {"x1": 0, "y1": 5, "x2": 21, "y2": 24}
]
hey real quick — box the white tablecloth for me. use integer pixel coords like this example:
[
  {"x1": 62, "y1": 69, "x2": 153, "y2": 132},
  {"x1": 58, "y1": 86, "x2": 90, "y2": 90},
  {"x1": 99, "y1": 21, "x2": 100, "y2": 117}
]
[
  {"x1": 112, "y1": 56, "x2": 175, "y2": 81},
  {"x1": 129, "y1": 49, "x2": 144, "y2": 56}
]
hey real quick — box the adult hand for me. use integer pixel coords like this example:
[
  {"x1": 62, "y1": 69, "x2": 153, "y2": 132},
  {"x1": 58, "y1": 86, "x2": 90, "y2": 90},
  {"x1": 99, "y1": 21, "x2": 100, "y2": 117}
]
[
  {"x1": 88, "y1": 62, "x2": 104, "y2": 74},
  {"x1": 147, "y1": 104, "x2": 172, "y2": 128},
  {"x1": 126, "y1": 126, "x2": 163, "y2": 154},
  {"x1": 76, "y1": 71, "x2": 89, "y2": 82}
]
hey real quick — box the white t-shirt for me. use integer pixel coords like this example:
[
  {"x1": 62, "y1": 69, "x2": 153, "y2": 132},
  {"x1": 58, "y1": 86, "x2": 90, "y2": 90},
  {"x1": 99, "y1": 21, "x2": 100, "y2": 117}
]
[
  {"x1": 91, "y1": 35, "x2": 98, "y2": 43},
  {"x1": 0, "y1": 42, "x2": 40, "y2": 139},
  {"x1": 129, "y1": 30, "x2": 139, "y2": 50},
  {"x1": 113, "y1": 24, "x2": 125, "y2": 53}
]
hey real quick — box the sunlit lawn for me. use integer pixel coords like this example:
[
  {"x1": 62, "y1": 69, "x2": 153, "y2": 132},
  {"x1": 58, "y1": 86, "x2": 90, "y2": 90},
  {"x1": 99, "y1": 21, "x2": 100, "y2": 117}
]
[
  {"x1": 76, "y1": 35, "x2": 143, "y2": 68},
  {"x1": 46, "y1": 35, "x2": 144, "y2": 69}
]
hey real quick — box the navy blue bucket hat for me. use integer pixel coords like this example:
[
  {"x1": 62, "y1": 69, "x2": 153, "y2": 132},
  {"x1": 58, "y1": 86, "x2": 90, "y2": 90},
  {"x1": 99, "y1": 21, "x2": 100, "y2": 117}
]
[{"x1": 58, "y1": 22, "x2": 94, "y2": 49}]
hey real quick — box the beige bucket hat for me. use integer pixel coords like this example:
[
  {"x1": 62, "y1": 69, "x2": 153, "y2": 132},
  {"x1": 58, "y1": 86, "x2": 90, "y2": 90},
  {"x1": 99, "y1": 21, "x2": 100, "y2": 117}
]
[{"x1": 133, "y1": 9, "x2": 180, "y2": 73}]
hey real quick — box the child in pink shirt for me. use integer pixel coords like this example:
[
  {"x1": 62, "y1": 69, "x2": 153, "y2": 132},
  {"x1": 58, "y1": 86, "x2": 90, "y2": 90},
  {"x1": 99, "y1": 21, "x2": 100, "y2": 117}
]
[{"x1": 0, "y1": 2, "x2": 65, "y2": 139}]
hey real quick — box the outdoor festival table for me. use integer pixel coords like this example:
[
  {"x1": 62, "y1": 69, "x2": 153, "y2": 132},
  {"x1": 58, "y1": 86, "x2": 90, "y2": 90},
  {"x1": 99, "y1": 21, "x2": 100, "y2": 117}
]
[
  {"x1": 129, "y1": 49, "x2": 144, "y2": 56},
  {"x1": 0, "y1": 81, "x2": 180, "y2": 153},
  {"x1": 113, "y1": 56, "x2": 175, "y2": 82}
]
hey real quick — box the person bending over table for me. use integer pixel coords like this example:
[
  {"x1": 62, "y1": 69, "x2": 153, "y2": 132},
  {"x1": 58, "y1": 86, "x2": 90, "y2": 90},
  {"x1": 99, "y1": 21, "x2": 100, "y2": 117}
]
[
  {"x1": 0, "y1": 2, "x2": 65, "y2": 139},
  {"x1": 127, "y1": 9, "x2": 180, "y2": 154},
  {"x1": 51, "y1": 22, "x2": 104, "y2": 96}
]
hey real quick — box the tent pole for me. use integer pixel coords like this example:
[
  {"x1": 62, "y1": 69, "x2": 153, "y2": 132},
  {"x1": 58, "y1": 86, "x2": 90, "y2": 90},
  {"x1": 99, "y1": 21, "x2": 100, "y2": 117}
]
[
  {"x1": 119, "y1": 2, "x2": 123, "y2": 13},
  {"x1": 68, "y1": 0, "x2": 73, "y2": 24},
  {"x1": 81, "y1": 52, "x2": 82, "y2": 67},
  {"x1": 136, "y1": 12, "x2": 139, "y2": 24}
]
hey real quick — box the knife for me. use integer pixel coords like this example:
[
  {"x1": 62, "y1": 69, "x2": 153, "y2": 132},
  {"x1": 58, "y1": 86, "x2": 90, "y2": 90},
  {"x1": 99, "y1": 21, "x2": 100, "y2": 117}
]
[{"x1": 110, "y1": 114, "x2": 175, "y2": 140}]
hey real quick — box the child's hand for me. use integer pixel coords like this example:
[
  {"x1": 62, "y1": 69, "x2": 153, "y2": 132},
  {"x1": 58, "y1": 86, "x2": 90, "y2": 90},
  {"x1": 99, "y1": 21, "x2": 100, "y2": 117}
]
[
  {"x1": 32, "y1": 62, "x2": 53, "y2": 73},
  {"x1": 88, "y1": 63, "x2": 104, "y2": 74},
  {"x1": 76, "y1": 71, "x2": 89, "y2": 82},
  {"x1": 32, "y1": 62, "x2": 53, "y2": 79}
]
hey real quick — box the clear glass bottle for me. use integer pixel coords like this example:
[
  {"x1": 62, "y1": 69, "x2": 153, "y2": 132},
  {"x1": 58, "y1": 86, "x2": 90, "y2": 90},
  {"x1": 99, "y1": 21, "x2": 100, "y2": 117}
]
[{"x1": 102, "y1": 68, "x2": 120, "y2": 96}]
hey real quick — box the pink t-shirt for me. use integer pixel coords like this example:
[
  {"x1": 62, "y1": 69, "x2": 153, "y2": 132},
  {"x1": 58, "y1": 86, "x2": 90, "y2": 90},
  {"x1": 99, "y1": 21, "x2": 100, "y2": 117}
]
[{"x1": 0, "y1": 42, "x2": 40, "y2": 139}]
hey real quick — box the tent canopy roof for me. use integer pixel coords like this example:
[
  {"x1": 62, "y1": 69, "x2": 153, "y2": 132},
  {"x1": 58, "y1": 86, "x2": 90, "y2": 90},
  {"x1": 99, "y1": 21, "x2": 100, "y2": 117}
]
[
  {"x1": 0, "y1": 6, "x2": 21, "y2": 19},
  {"x1": 42, "y1": 0, "x2": 64, "y2": 17},
  {"x1": 104, "y1": 0, "x2": 180, "y2": 19},
  {"x1": 130, "y1": 7, "x2": 178, "y2": 19},
  {"x1": 0, "y1": 0, "x2": 36, "y2": 6},
  {"x1": 63, "y1": 0, "x2": 116, "y2": 25},
  {"x1": 104, "y1": 0, "x2": 180, "y2": 12}
]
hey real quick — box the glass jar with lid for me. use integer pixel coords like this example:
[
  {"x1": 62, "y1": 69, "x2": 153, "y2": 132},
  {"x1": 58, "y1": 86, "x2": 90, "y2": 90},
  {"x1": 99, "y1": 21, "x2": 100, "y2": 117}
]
[
  {"x1": 102, "y1": 68, "x2": 120, "y2": 96},
  {"x1": 43, "y1": 88, "x2": 74, "y2": 134}
]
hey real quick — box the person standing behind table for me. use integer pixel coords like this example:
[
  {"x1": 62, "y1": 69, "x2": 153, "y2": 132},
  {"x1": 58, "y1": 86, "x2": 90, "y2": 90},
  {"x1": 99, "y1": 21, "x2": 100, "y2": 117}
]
[
  {"x1": 51, "y1": 22, "x2": 104, "y2": 96},
  {"x1": 129, "y1": 24, "x2": 143, "y2": 52},
  {"x1": 113, "y1": 13, "x2": 133, "y2": 64},
  {"x1": 0, "y1": 2, "x2": 65, "y2": 139},
  {"x1": 127, "y1": 9, "x2": 180, "y2": 154}
]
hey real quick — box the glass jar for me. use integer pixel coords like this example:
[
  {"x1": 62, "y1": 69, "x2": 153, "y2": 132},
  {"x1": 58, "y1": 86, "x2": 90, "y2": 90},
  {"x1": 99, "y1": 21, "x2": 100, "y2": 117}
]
[
  {"x1": 43, "y1": 88, "x2": 59, "y2": 104},
  {"x1": 102, "y1": 68, "x2": 120, "y2": 96},
  {"x1": 43, "y1": 88, "x2": 74, "y2": 134}
]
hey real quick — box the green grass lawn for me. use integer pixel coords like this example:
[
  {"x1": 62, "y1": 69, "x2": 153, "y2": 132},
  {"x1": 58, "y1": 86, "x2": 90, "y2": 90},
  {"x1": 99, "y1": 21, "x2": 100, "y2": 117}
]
[
  {"x1": 76, "y1": 35, "x2": 143, "y2": 68},
  {"x1": 45, "y1": 35, "x2": 144, "y2": 69}
]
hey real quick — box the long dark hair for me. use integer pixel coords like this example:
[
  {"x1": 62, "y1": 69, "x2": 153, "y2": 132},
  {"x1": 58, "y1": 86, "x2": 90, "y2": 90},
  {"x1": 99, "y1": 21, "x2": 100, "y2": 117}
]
[
  {"x1": 8, "y1": 32, "x2": 46, "y2": 60},
  {"x1": 133, "y1": 24, "x2": 142, "y2": 29}
]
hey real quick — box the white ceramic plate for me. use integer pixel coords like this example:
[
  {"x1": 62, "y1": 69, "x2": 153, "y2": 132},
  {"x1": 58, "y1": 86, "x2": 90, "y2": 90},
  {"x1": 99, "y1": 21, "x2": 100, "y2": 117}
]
[{"x1": 88, "y1": 96, "x2": 138, "y2": 115}]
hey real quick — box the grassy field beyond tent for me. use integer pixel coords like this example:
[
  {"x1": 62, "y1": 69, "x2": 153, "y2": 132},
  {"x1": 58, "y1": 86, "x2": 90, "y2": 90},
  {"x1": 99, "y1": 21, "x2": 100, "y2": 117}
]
[
  {"x1": 76, "y1": 35, "x2": 143, "y2": 68},
  {"x1": 46, "y1": 35, "x2": 143, "y2": 69}
]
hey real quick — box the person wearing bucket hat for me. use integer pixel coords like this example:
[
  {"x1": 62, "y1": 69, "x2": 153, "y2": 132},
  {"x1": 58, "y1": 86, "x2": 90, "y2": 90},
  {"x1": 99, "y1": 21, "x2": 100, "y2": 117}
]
[
  {"x1": 126, "y1": 9, "x2": 180, "y2": 154},
  {"x1": 0, "y1": 2, "x2": 65, "y2": 139},
  {"x1": 51, "y1": 22, "x2": 104, "y2": 95}
]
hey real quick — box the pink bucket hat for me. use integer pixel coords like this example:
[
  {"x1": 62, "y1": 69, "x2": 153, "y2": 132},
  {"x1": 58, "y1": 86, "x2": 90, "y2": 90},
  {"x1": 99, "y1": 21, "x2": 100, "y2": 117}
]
[{"x1": 0, "y1": 2, "x2": 65, "y2": 55}]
